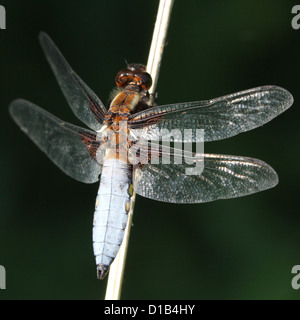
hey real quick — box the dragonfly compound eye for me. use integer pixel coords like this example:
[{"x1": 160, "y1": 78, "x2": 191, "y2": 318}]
[
  {"x1": 115, "y1": 66, "x2": 152, "y2": 91},
  {"x1": 115, "y1": 69, "x2": 135, "y2": 88},
  {"x1": 137, "y1": 71, "x2": 152, "y2": 90}
]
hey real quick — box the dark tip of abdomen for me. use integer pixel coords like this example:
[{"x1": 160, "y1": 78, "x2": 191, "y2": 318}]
[{"x1": 97, "y1": 264, "x2": 109, "y2": 280}]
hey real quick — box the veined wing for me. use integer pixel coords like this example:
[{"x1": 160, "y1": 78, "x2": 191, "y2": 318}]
[
  {"x1": 39, "y1": 32, "x2": 107, "y2": 131},
  {"x1": 130, "y1": 86, "x2": 293, "y2": 142},
  {"x1": 9, "y1": 99, "x2": 102, "y2": 183},
  {"x1": 132, "y1": 146, "x2": 278, "y2": 203}
]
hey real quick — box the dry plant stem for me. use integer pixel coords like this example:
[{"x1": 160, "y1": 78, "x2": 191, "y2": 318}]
[
  {"x1": 146, "y1": 0, "x2": 174, "y2": 96},
  {"x1": 104, "y1": 0, "x2": 174, "y2": 300}
]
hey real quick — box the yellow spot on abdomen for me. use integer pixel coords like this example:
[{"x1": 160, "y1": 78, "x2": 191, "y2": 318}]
[
  {"x1": 125, "y1": 201, "x2": 130, "y2": 212},
  {"x1": 129, "y1": 184, "x2": 134, "y2": 197}
]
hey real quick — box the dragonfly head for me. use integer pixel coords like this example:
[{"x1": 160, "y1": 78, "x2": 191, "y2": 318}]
[{"x1": 115, "y1": 63, "x2": 152, "y2": 91}]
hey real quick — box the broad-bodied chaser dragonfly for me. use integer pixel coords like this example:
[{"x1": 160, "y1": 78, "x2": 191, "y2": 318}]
[{"x1": 9, "y1": 33, "x2": 293, "y2": 279}]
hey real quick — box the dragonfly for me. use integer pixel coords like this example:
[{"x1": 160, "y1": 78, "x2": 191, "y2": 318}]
[{"x1": 9, "y1": 32, "x2": 293, "y2": 279}]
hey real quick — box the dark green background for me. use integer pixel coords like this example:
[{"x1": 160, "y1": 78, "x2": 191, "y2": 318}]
[{"x1": 0, "y1": 0, "x2": 299, "y2": 299}]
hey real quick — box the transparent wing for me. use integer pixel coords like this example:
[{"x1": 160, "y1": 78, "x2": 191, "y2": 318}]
[
  {"x1": 130, "y1": 86, "x2": 293, "y2": 142},
  {"x1": 39, "y1": 32, "x2": 107, "y2": 131},
  {"x1": 9, "y1": 99, "x2": 102, "y2": 184},
  {"x1": 132, "y1": 145, "x2": 278, "y2": 203}
]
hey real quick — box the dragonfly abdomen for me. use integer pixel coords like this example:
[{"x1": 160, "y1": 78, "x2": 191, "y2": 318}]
[{"x1": 92, "y1": 158, "x2": 132, "y2": 279}]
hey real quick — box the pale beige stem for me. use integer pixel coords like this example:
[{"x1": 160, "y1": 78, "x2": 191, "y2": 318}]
[
  {"x1": 104, "y1": 0, "x2": 174, "y2": 300},
  {"x1": 146, "y1": 0, "x2": 174, "y2": 95}
]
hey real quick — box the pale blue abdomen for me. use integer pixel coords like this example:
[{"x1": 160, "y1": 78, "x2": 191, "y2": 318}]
[{"x1": 92, "y1": 158, "x2": 132, "y2": 279}]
